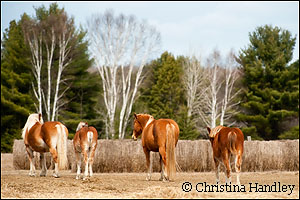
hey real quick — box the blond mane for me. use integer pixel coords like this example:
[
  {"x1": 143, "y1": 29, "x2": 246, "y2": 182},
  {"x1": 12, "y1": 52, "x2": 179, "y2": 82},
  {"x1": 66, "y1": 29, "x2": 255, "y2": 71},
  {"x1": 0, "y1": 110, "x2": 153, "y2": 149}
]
[
  {"x1": 76, "y1": 121, "x2": 88, "y2": 132},
  {"x1": 22, "y1": 113, "x2": 43, "y2": 139},
  {"x1": 209, "y1": 125, "x2": 224, "y2": 138}
]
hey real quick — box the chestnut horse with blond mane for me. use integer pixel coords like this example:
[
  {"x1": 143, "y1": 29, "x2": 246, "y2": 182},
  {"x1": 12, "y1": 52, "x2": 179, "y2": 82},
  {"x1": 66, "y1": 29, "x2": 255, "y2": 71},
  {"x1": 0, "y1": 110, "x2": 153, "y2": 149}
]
[
  {"x1": 22, "y1": 113, "x2": 68, "y2": 177},
  {"x1": 132, "y1": 113, "x2": 179, "y2": 181},
  {"x1": 73, "y1": 122, "x2": 98, "y2": 180},
  {"x1": 207, "y1": 125, "x2": 244, "y2": 185}
]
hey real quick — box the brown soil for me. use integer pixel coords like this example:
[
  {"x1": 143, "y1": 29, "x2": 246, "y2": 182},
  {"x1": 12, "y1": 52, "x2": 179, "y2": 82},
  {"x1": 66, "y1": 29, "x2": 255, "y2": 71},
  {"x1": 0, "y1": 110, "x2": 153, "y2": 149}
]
[{"x1": 1, "y1": 153, "x2": 299, "y2": 199}]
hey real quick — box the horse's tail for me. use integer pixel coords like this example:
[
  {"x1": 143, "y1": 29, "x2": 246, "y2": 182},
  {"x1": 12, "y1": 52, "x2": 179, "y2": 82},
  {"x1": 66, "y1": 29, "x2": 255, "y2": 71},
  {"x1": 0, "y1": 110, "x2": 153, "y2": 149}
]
[
  {"x1": 166, "y1": 123, "x2": 176, "y2": 181},
  {"x1": 56, "y1": 123, "x2": 68, "y2": 170},
  {"x1": 228, "y1": 130, "x2": 237, "y2": 154},
  {"x1": 87, "y1": 130, "x2": 93, "y2": 144}
]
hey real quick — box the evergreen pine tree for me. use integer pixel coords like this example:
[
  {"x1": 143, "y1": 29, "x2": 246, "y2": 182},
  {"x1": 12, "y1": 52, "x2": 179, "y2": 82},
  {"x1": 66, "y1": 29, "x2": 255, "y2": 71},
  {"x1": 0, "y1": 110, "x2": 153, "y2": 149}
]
[
  {"x1": 237, "y1": 25, "x2": 298, "y2": 140},
  {"x1": 139, "y1": 51, "x2": 198, "y2": 139},
  {"x1": 1, "y1": 19, "x2": 35, "y2": 152}
]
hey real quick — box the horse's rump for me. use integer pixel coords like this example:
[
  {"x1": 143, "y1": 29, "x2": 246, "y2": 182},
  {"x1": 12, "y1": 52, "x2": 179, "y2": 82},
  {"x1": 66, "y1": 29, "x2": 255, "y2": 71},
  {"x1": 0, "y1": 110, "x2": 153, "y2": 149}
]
[
  {"x1": 215, "y1": 127, "x2": 244, "y2": 155},
  {"x1": 74, "y1": 126, "x2": 98, "y2": 151}
]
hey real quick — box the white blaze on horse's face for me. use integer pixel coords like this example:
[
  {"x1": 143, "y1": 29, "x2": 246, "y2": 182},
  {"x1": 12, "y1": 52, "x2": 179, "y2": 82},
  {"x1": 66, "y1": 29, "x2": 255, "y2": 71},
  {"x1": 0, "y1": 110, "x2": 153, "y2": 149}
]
[{"x1": 132, "y1": 120, "x2": 142, "y2": 140}]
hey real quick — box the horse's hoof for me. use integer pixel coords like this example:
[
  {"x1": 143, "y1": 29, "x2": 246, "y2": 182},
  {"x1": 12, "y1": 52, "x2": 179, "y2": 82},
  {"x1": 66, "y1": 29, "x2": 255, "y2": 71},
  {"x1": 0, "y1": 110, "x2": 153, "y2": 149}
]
[
  {"x1": 159, "y1": 177, "x2": 163, "y2": 181},
  {"x1": 146, "y1": 177, "x2": 151, "y2": 181},
  {"x1": 40, "y1": 174, "x2": 46, "y2": 177},
  {"x1": 53, "y1": 174, "x2": 60, "y2": 178},
  {"x1": 162, "y1": 176, "x2": 169, "y2": 182}
]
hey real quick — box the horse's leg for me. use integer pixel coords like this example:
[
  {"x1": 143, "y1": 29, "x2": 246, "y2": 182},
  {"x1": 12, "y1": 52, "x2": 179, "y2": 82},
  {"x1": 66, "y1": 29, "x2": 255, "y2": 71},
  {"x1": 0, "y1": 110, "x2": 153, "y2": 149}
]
[
  {"x1": 25, "y1": 146, "x2": 36, "y2": 177},
  {"x1": 88, "y1": 145, "x2": 96, "y2": 178},
  {"x1": 158, "y1": 147, "x2": 168, "y2": 181},
  {"x1": 214, "y1": 157, "x2": 220, "y2": 184},
  {"x1": 82, "y1": 145, "x2": 89, "y2": 180},
  {"x1": 235, "y1": 153, "x2": 242, "y2": 185},
  {"x1": 49, "y1": 147, "x2": 59, "y2": 178},
  {"x1": 143, "y1": 147, "x2": 151, "y2": 181},
  {"x1": 75, "y1": 151, "x2": 81, "y2": 180},
  {"x1": 222, "y1": 150, "x2": 231, "y2": 184},
  {"x1": 159, "y1": 155, "x2": 164, "y2": 181},
  {"x1": 40, "y1": 153, "x2": 47, "y2": 177}
]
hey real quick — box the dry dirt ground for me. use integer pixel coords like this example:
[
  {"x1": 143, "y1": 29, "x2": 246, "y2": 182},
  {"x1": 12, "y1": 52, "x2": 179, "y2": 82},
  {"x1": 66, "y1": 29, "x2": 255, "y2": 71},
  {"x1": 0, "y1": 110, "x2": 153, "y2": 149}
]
[{"x1": 1, "y1": 153, "x2": 299, "y2": 199}]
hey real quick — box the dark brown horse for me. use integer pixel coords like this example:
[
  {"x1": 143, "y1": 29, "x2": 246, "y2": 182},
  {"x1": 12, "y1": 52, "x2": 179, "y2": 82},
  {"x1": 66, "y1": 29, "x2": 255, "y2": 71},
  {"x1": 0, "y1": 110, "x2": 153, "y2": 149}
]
[
  {"x1": 73, "y1": 122, "x2": 98, "y2": 180},
  {"x1": 132, "y1": 113, "x2": 179, "y2": 181},
  {"x1": 22, "y1": 113, "x2": 68, "y2": 177},
  {"x1": 207, "y1": 125, "x2": 244, "y2": 185}
]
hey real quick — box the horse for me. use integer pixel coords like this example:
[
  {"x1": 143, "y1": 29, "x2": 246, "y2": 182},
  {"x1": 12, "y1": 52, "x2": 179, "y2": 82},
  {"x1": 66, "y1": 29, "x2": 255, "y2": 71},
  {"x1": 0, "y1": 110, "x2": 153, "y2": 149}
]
[
  {"x1": 132, "y1": 113, "x2": 179, "y2": 181},
  {"x1": 73, "y1": 121, "x2": 98, "y2": 180},
  {"x1": 22, "y1": 113, "x2": 68, "y2": 177},
  {"x1": 207, "y1": 125, "x2": 244, "y2": 185}
]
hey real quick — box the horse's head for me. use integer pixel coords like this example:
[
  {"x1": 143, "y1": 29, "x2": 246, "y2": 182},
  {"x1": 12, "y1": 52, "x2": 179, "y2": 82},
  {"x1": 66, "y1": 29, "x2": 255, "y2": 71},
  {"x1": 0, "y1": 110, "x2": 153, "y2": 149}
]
[
  {"x1": 132, "y1": 113, "x2": 143, "y2": 141},
  {"x1": 76, "y1": 121, "x2": 88, "y2": 132},
  {"x1": 206, "y1": 127, "x2": 214, "y2": 143},
  {"x1": 132, "y1": 113, "x2": 155, "y2": 140},
  {"x1": 22, "y1": 113, "x2": 44, "y2": 139},
  {"x1": 207, "y1": 125, "x2": 224, "y2": 143}
]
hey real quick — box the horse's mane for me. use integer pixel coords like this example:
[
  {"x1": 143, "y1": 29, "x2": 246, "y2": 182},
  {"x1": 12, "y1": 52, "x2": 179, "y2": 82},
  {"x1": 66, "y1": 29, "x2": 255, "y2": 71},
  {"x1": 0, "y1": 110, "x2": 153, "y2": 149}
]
[
  {"x1": 76, "y1": 122, "x2": 88, "y2": 132},
  {"x1": 209, "y1": 125, "x2": 224, "y2": 138},
  {"x1": 137, "y1": 113, "x2": 154, "y2": 119},
  {"x1": 22, "y1": 113, "x2": 43, "y2": 139}
]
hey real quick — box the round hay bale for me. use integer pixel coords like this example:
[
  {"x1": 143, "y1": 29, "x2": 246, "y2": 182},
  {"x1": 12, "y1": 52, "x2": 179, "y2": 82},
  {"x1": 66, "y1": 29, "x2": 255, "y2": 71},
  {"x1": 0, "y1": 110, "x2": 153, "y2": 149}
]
[{"x1": 13, "y1": 139, "x2": 52, "y2": 170}]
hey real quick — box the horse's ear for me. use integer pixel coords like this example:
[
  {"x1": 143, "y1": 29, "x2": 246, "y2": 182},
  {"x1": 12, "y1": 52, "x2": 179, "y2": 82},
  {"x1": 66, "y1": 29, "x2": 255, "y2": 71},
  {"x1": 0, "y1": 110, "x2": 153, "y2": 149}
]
[
  {"x1": 38, "y1": 113, "x2": 42, "y2": 121},
  {"x1": 206, "y1": 127, "x2": 211, "y2": 134},
  {"x1": 134, "y1": 113, "x2": 137, "y2": 119}
]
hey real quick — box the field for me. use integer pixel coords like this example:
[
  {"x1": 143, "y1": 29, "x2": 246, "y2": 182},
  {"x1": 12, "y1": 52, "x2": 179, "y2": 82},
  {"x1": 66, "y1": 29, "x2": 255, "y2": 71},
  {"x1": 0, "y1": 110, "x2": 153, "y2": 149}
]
[{"x1": 1, "y1": 153, "x2": 299, "y2": 199}]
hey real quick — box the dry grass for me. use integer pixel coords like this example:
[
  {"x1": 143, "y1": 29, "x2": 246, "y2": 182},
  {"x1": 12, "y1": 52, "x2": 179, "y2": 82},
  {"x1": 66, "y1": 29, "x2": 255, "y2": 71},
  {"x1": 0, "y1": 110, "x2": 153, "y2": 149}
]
[
  {"x1": 2, "y1": 153, "x2": 299, "y2": 199},
  {"x1": 13, "y1": 139, "x2": 299, "y2": 172}
]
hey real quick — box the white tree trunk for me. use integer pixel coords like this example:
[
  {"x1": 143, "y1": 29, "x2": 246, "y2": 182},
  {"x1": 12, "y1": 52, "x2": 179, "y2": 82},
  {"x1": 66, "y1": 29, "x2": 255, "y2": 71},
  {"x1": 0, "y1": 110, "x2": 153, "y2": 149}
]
[
  {"x1": 197, "y1": 50, "x2": 222, "y2": 129},
  {"x1": 182, "y1": 55, "x2": 206, "y2": 119},
  {"x1": 51, "y1": 27, "x2": 72, "y2": 121},
  {"x1": 219, "y1": 51, "x2": 241, "y2": 126},
  {"x1": 44, "y1": 27, "x2": 55, "y2": 121},
  {"x1": 197, "y1": 50, "x2": 241, "y2": 130},
  {"x1": 27, "y1": 31, "x2": 43, "y2": 116}
]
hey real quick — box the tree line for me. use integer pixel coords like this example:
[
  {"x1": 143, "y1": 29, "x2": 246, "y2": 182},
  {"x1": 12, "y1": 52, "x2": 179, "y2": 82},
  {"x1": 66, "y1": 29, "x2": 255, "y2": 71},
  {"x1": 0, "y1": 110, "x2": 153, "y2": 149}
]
[{"x1": 1, "y1": 3, "x2": 299, "y2": 152}]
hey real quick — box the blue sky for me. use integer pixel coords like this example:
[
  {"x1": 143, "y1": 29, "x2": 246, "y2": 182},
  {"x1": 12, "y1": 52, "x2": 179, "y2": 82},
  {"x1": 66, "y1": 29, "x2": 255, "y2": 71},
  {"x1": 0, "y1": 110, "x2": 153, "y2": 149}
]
[{"x1": 1, "y1": 1, "x2": 299, "y2": 63}]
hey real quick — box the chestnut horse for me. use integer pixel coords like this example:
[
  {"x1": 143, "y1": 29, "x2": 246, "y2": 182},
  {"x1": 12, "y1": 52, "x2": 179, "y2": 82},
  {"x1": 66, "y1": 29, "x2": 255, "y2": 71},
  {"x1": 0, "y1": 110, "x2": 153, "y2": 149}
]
[
  {"x1": 132, "y1": 113, "x2": 179, "y2": 181},
  {"x1": 73, "y1": 122, "x2": 98, "y2": 180},
  {"x1": 207, "y1": 125, "x2": 244, "y2": 185},
  {"x1": 22, "y1": 113, "x2": 68, "y2": 177}
]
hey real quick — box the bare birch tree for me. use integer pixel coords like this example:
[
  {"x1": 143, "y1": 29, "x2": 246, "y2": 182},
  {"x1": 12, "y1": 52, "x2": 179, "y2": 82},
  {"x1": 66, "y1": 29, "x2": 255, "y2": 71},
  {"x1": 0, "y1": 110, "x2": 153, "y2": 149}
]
[
  {"x1": 87, "y1": 9, "x2": 160, "y2": 139},
  {"x1": 219, "y1": 50, "x2": 241, "y2": 126},
  {"x1": 51, "y1": 14, "x2": 74, "y2": 121},
  {"x1": 198, "y1": 50, "x2": 223, "y2": 129},
  {"x1": 42, "y1": 16, "x2": 56, "y2": 121},
  {"x1": 182, "y1": 55, "x2": 207, "y2": 119},
  {"x1": 23, "y1": 10, "x2": 75, "y2": 122},
  {"x1": 197, "y1": 49, "x2": 241, "y2": 132},
  {"x1": 22, "y1": 19, "x2": 43, "y2": 116}
]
